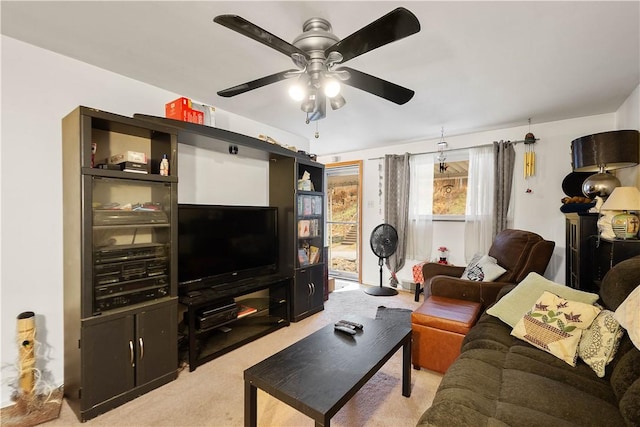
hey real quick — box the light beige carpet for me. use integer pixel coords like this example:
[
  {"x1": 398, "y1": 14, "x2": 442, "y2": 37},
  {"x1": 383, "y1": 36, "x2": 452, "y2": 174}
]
[{"x1": 44, "y1": 283, "x2": 441, "y2": 427}]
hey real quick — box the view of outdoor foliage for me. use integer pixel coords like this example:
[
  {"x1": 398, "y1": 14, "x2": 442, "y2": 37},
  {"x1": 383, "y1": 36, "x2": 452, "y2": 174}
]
[
  {"x1": 433, "y1": 160, "x2": 468, "y2": 215},
  {"x1": 328, "y1": 181, "x2": 358, "y2": 275},
  {"x1": 433, "y1": 177, "x2": 467, "y2": 215}
]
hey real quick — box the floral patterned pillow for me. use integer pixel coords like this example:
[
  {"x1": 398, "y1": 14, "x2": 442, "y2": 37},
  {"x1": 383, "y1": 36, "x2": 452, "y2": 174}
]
[
  {"x1": 578, "y1": 309, "x2": 624, "y2": 377},
  {"x1": 511, "y1": 291, "x2": 601, "y2": 366}
]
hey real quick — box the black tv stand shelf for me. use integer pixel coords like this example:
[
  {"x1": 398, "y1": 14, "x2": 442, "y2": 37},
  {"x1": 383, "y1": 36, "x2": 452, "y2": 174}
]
[{"x1": 179, "y1": 276, "x2": 291, "y2": 371}]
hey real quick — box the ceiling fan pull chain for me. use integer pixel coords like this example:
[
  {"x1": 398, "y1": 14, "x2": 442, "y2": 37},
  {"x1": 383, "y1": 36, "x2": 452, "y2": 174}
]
[{"x1": 315, "y1": 121, "x2": 320, "y2": 139}]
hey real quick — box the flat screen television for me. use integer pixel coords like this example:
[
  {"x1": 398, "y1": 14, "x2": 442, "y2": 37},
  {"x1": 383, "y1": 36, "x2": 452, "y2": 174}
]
[{"x1": 177, "y1": 204, "x2": 278, "y2": 293}]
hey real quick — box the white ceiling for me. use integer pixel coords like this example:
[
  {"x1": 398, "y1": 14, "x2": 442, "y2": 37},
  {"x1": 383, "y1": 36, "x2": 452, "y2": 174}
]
[{"x1": 2, "y1": 1, "x2": 639, "y2": 156}]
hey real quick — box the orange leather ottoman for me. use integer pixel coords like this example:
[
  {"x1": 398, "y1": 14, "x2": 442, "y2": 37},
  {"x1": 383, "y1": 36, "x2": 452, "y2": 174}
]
[{"x1": 411, "y1": 296, "x2": 482, "y2": 374}]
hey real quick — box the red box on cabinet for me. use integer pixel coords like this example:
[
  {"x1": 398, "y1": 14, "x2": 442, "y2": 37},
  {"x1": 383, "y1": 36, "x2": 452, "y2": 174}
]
[{"x1": 165, "y1": 97, "x2": 204, "y2": 124}]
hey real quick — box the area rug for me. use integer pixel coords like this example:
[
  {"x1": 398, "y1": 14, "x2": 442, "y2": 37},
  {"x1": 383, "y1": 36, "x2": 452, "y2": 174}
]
[{"x1": 375, "y1": 306, "x2": 412, "y2": 325}]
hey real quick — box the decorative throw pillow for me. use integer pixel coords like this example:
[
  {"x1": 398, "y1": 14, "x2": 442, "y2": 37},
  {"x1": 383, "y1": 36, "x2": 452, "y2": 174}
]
[
  {"x1": 486, "y1": 272, "x2": 600, "y2": 328},
  {"x1": 511, "y1": 291, "x2": 601, "y2": 366},
  {"x1": 460, "y1": 254, "x2": 506, "y2": 282},
  {"x1": 578, "y1": 309, "x2": 624, "y2": 377},
  {"x1": 614, "y1": 284, "x2": 640, "y2": 350}
]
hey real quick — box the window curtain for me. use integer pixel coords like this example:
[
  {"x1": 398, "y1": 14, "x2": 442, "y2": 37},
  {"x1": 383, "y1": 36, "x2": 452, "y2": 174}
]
[
  {"x1": 464, "y1": 141, "x2": 516, "y2": 261},
  {"x1": 407, "y1": 154, "x2": 434, "y2": 262},
  {"x1": 464, "y1": 145, "x2": 494, "y2": 261},
  {"x1": 493, "y1": 140, "x2": 516, "y2": 237},
  {"x1": 384, "y1": 153, "x2": 410, "y2": 287}
]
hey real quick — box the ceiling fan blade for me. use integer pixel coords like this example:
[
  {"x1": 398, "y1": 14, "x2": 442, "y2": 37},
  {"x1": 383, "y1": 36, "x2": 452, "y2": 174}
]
[
  {"x1": 338, "y1": 67, "x2": 415, "y2": 105},
  {"x1": 214, "y1": 15, "x2": 310, "y2": 60},
  {"x1": 325, "y1": 7, "x2": 420, "y2": 63},
  {"x1": 217, "y1": 69, "x2": 298, "y2": 97}
]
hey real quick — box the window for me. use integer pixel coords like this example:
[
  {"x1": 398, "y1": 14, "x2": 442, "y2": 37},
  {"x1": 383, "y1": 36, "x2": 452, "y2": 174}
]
[{"x1": 433, "y1": 158, "x2": 469, "y2": 219}]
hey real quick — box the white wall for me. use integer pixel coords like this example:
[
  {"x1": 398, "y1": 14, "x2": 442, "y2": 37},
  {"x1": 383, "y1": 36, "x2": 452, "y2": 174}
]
[
  {"x1": 615, "y1": 84, "x2": 640, "y2": 187},
  {"x1": 0, "y1": 36, "x2": 308, "y2": 406},
  {"x1": 319, "y1": 112, "x2": 640, "y2": 289}
]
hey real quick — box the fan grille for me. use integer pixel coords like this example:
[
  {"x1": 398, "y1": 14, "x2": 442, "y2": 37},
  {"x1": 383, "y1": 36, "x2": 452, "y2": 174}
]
[{"x1": 370, "y1": 224, "x2": 398, "y2": 259}]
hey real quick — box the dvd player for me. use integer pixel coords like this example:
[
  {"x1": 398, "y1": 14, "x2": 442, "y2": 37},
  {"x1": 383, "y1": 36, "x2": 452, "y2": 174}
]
[
  {"x1": 94, "y1": 282, "x2": 169, "y2": 313},
  {"x1": 94, "y1": 243, "x2": 167, "y2": 264},
  {"x1": 95, "y1": 275, "x2": 169, "y2": 298},
  {"x1": 195, "y1": 301, "x2": 238, "y2": 330}
]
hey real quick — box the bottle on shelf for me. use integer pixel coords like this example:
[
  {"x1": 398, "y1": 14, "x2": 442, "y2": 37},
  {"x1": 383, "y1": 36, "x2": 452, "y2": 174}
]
[{"x1": 160, "y1": 154, "x2": 169, "y2": 176}]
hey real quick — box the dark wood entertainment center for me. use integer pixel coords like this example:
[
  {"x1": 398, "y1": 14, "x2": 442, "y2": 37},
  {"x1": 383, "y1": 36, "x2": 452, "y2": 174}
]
[
  {"x1": 179, "y1": 275, "x2": 291, "y2": 371},
  {"x1": 63, "y1": 107, "x2": 326, "y2": 420},
  {"x1": 565, "y1": 212, "x2": 640, "y2": 291}
]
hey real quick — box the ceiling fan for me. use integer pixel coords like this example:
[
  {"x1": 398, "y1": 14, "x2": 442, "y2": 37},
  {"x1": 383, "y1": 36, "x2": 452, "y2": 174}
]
[{"x1": 214, "y1": 7, "x2": 420, "y2": 123}]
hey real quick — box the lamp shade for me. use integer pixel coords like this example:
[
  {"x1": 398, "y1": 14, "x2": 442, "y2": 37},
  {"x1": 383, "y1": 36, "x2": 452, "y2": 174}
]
[
  {"x1": 600, "y1": 186, "x2": 640, "y2": 211},
  {"x1": 571, "y1": 130, "x2": 639, "y2": 172}
]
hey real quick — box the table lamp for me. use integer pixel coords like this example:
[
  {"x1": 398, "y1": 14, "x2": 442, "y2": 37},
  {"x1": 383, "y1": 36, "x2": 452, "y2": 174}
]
[
  {"x1": 600, "y1": 186, "x2": 640, "y2": 239},
  {"x1": 571, "y1": 130, "x2": 639, "y2": 199}
]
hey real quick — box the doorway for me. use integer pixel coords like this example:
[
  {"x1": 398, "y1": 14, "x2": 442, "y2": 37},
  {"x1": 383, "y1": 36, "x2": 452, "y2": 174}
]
[{"x1": 326, "y1": 161, "x2": 362, "y2": 283}]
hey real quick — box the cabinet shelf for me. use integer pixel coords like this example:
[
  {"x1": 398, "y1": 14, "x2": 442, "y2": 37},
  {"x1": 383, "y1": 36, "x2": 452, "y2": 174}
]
[
  {"x1": 297, "y1": 263, "x2": 323, "y2": 269},
  {"x1": 194, "y1": 315, "x2": 288, "y2": 363},
  {"x1": 91, "y1": 295, "x2": 175, "y2": 316},
  {"x1": 83, "y1": 167, "x2": 178, "y2": 183},
  {"x1": 297, "y1": 190, "x2": 323, "y2": 196},
  {"x1": 93, "y1": 223, "x2": 171, "y2": 230}
]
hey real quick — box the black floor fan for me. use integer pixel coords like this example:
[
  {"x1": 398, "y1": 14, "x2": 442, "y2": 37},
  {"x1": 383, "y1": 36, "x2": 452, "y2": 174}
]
[{"x1": 365, "y1": 223, "x2": 399, "y2": 296}]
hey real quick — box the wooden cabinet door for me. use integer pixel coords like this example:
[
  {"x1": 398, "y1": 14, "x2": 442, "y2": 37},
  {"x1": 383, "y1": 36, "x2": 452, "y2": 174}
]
[
  {"x1": 293, "y1": 268, "x2": 312, "y2": 318},
  {"x1": 135, "y1": 303, "x2": 177, "y2": 385},
  {"x1": 294, "y1": 265, "x2": 324, "y2": 319},
  {"x1": 308, "y1": 264, "x2": 325, "y2": 312},
  {"x1": 82, "y1": 314, "x2": 135, "y2": 409}
]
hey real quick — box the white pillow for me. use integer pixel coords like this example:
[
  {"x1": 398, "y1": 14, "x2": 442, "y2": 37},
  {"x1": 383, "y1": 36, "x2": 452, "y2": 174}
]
[
  {"x1": 486, "y1": 272, "x2": 600, "y2": 328},
  {"x1": 614, "y1": 284, "x2": 640, "y2": 350},
  {"x1": 460, "y1": 254, "x2": 506, "y2": 282}
]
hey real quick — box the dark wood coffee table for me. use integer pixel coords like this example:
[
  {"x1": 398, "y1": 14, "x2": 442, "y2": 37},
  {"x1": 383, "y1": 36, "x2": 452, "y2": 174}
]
[{"x1": 244, "y1": 315, "x2": 412, "y2": 427}]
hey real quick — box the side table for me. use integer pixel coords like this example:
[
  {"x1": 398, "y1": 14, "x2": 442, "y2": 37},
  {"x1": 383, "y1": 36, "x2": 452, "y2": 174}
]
[
  {"x1": 412, "y1": 262, "x2": 427, "y2": 302},
  {"x1": 413, "y1": 261, "x2": 453, "y2": 302}
]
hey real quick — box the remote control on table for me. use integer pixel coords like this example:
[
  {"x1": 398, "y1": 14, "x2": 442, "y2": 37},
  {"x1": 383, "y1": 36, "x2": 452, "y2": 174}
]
[
  {"x1": 334, "y1": 324, "x2": 357, "y2": 335},
  {"x1": 337, "y1": 319, "x2": 364, "y2": 330}
]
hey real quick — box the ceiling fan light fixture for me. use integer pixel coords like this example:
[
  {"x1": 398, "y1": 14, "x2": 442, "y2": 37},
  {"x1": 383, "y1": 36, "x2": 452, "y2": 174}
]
[
  {"x1": 301, "y1": 95, "x2": 316, "y2": 113},
  {"x1": 330, "y1": 94, "x2": 346, "y2": 110},
  {"x1": 323, "y1": 78, "x2": 341, "y2": 98},
  {"x1": 288, "y1": 83, "x2": 307, "y2": 101}
]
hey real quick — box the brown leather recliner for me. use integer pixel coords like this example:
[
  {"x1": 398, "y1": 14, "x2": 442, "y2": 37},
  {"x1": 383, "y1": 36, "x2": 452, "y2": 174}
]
[{"x1": 414, "y1": 229, "x2": 555, "y2": 307}]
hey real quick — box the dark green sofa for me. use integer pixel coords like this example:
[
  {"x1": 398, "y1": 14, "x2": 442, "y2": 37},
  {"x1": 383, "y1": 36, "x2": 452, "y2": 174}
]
[{"x1": 417, "y1": 256, "x2": 640, "y2": 427}]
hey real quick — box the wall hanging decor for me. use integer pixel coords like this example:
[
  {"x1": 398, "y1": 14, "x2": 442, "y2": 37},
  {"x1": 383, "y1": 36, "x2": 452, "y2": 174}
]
[
  {"x1": 524, "y1": 119, "x2": 536, "y2": 179},
  {"x1": 437, "y1": 127, "x2": 448, "y2": 173}
]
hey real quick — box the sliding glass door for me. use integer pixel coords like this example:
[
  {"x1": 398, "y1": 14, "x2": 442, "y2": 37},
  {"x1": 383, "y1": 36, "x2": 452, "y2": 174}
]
[{"x1": 326, "y1": 161, "x2": 362, "y2": 282}]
